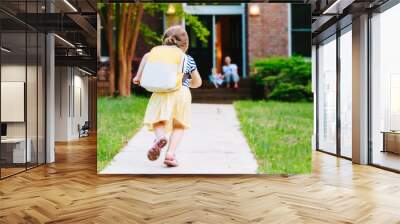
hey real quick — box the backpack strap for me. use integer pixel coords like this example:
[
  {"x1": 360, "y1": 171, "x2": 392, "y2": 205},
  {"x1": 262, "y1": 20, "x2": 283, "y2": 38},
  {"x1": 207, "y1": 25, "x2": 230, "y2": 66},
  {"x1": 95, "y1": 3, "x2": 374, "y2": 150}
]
[{"x1": 179, "y1": 53, "x2": 186, "y2": 74}]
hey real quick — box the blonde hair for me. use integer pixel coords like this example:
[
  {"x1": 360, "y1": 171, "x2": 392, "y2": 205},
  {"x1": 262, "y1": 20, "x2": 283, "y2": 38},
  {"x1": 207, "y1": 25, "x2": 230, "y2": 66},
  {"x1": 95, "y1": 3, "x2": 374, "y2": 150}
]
[{"x1": 162, "y1": 25, "x2": 189, "y2": 52}]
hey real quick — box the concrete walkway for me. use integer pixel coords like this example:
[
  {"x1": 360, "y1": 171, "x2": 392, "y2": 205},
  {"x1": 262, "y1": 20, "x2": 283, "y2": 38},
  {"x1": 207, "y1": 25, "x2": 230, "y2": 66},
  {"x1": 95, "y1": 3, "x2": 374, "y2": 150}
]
[{"x1": 100, "y1": 104, "x2": 258, "y2": 174}]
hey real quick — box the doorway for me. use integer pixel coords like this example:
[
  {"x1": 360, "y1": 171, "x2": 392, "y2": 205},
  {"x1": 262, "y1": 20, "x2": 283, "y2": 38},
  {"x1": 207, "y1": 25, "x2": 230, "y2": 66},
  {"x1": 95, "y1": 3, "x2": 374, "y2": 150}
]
[
  {"x1": 215, "y1": 15, "x2": 242, "y2": 75},
  {"x1": 186, "y1": 14, "x2": 244, "y2": 80}
]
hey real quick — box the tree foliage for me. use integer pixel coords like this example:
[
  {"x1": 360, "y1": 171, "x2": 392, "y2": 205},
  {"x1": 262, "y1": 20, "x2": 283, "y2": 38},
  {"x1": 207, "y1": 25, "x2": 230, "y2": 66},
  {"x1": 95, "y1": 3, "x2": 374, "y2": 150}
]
[{"x1": 98, "y1": 3, "x2": 210, "y2": 96}]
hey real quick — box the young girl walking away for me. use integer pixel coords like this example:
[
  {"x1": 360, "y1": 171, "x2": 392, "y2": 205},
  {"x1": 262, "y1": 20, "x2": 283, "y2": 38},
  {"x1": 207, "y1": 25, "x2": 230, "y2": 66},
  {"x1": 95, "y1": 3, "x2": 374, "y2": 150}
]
[{"x1": 133, "y1": 26, "x2": 202, "y2": 167}]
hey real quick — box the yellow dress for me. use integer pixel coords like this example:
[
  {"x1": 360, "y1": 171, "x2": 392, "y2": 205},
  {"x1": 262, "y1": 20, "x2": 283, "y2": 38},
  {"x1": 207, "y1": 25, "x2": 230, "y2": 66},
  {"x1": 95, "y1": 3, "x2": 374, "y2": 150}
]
[{"x1": 143, "y1": 87, "x2": 191, "y2": 133}]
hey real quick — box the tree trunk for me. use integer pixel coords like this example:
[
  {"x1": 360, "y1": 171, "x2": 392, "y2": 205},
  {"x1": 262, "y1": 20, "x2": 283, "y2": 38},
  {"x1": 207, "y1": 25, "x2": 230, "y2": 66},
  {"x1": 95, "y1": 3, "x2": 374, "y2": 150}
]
[
  {"x1": 125, "y1": 61, "x2": 132, "y2": 95},
  {"x1": 105, "y1": 3, "x2": 144, "y2": 97},
  {"x1": 106, "y1": 5, "x2": 115, "y2": 96},
  {"x1": 126, "y1": 4, "x2": 144, "y2": 95},
  {"x1": 124, "y1": 5, "x2": 136, "y2": 95},
  {"x1": 119, "y1": 57, "x2": 127, "y2": 96},
  {"x1": 118, "y1": 4, "x2": 128, "y2": 96}
]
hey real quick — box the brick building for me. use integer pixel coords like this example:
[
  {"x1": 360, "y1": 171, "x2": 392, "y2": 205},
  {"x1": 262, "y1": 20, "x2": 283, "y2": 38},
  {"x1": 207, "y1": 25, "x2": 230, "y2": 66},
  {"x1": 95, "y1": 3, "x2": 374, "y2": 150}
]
[{"x1": 247, "y1": 4, "x2": 289, "y2": 63}]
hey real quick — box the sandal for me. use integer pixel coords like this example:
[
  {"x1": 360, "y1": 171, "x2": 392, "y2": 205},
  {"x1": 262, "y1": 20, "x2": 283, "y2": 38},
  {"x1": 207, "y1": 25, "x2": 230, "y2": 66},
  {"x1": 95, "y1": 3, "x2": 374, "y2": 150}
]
[
  {"x1": 147, "y1": 137, "x2": 168, "y2": 161},
  {"x1": 164, "y1": 154, "x2": 179, "y2": 167}
]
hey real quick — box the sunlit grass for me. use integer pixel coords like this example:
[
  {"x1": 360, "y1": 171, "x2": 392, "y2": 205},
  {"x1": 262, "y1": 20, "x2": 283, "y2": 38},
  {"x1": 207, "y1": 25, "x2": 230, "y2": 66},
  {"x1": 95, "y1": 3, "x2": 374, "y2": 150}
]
[
  {"x1": 97, "y1": 96, "x2": 148, "y2": 171},
  {"x1": 234, "y1": 101, "x2": 313, "y2": 174}
]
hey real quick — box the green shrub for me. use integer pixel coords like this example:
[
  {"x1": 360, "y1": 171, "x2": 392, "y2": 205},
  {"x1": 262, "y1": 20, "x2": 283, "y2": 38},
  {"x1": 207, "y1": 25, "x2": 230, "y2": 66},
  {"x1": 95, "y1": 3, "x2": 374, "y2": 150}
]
[{"x1": 251, "y1": 56, "x2": 312, "y2": 102}]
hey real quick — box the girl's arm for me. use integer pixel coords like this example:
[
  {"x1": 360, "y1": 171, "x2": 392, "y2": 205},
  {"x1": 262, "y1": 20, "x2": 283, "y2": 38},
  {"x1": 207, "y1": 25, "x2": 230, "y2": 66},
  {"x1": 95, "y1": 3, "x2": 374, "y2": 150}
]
[
  {"x1": 190, "y1": 69, "x2": 202, "y2": 88},
  {"x1": 133, "y1": 53, "x2": 149, "y2": 84}
]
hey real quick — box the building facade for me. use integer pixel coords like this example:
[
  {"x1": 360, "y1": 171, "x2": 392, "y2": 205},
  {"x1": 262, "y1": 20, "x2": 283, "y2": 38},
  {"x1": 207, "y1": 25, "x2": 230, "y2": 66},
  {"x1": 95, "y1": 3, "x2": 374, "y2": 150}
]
[{"x1": 170, "y1": 3, "x2": 310, "y2": 78}]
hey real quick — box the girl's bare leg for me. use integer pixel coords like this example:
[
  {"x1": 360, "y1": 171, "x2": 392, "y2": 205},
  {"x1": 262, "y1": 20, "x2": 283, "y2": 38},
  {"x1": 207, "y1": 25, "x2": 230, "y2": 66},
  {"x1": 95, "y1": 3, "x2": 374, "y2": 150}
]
[
  {"x1": 166, "y1": 128, "x2": 184, "y2": 158},
  {"x1": 147, "y1": 121, "x2": 167, "y2": 161},
  {"x1": 153, "y1": 121, "x2": 166, "y2": 139},
  {"x1": 165, "y1": 122, "x2": 184, "y2": 162}
]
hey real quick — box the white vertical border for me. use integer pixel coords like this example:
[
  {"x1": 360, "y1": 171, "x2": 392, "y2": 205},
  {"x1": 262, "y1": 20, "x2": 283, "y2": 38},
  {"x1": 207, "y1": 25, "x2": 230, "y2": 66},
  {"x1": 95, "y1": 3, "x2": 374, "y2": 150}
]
[
  {"x1": 46, "y1": 1, "x2": 55, "y2": 163},
  {"x1": 241, "y1": 3, "x2": 247, "y2": 78},
  {"x1": 46, "y1": 34, "x2": 55, "y2": 163},
  {"x1": 352, "y1": 14, "x2": 369, "y2": 164},
  {"x1": 287, "y1": 3, "x2": 292, "y2": 57},
  {"x1": 212, "y1": 15, "x2": 216, "y2": 69},
  {"x1": 312, "y1": 45, "x2": 317, "y2": 150},
  {"x1": 359, "y1": 14, "x2": 369, "y2": 165},
  {"x1": 97, "y1": 14, "x2": 101, "y2": 60},
  {"x1": 162, "y1": 13, "x2": 166, "y2": 31}
]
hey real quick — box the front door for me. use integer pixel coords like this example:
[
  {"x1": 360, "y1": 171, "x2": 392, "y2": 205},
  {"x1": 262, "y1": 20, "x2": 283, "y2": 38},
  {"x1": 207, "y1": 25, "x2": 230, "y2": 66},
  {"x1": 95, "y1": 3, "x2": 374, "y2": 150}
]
[
  {"x1": 186, "y1": 14, "x2": 244, "y2": 80},
  {"x1": 215, "y1": 15, "x2": 243, "y2": 76}
]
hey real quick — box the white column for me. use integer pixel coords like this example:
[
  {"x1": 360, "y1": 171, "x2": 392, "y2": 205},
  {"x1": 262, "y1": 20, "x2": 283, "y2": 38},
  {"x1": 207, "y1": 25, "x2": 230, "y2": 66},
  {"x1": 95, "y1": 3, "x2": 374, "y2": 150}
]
[
  {"x1": 97, "y1": 14, "x2": 101, "y2": 60},
  {"x1": 241, "y1": 6, "x2": 247, "y2": 78},
  {"x1": 312, "y1": 45, "x2": 317, "y2": 150},
  {"x1": 54, "y1": 67, "x2": 75, "y2": 142},
  {"x1": 45, "y1": 0, "x2": 55, "y2": 163},
  {"x1": 352, "y1": 14, "x2": 369, "y2": 164},
  {"x1": 212, "y1": 15, "x2": 216, "y2": 69},
  {"x1": 287, "y1": 3, "x2": 292, "y2": 57},
  {"x1": 46, "y1": 33, "x2": 55, "y2": 163}
]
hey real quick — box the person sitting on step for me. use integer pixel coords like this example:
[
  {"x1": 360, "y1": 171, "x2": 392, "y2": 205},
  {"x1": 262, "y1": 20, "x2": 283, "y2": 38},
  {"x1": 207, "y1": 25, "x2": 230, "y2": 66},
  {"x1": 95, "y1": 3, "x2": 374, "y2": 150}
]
[
  {"x1": 209, "y1": 67, "x2": 224, "y2": 88},
  {"x1": 222, "y1": 56, "x2": 239, "y2": 89}
]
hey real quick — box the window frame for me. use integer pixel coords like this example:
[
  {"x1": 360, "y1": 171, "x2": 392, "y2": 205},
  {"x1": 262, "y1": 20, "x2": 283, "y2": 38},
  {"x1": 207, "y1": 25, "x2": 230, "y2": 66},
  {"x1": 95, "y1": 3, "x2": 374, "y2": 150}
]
[{"x1": 315, "y1": 22, "x2": 353, "y2": 160}]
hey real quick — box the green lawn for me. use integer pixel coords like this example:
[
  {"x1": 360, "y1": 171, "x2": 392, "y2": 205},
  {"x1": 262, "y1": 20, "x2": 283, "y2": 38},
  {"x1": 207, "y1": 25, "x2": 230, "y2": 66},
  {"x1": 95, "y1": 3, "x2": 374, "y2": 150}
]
[
  {"x1": 97, "y1": 96, "x2": 148, "y2": 171},
  {"x1": 234, "y1": 101, "x2": 313, "y2": 174}
]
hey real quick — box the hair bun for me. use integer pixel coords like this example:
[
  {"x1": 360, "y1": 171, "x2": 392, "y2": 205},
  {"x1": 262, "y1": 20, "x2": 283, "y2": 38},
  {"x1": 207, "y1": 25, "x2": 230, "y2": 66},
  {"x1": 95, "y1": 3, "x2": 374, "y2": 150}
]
[
  {"x1": 162, "y1": 26, "x2": 188, "y2": 50},
  {"x1": 164, "y1": 36, "x2": 176, "y2": 45}
]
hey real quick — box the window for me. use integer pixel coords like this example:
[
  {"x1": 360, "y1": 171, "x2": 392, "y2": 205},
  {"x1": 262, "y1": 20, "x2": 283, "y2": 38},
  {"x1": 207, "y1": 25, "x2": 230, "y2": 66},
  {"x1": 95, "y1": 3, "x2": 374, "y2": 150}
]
[
  {"x1": 339, "y1": 27, "x2": 352, "y2": 158},
  {"x1": 0, "y1": 0, "x2": 46, "y2": 179},
  {"x1": 370, "y1": 3, "x2": 400, "y2": 171},
  {"x1": 317, "y1": 35, "x2": 337, "y2": 154}
]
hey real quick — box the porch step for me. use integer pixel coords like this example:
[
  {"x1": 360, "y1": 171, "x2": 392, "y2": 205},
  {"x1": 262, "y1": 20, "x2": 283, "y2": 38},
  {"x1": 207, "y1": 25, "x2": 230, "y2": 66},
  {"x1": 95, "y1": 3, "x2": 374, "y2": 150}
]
[
  {"x1": 199, "y1": 78, "x2": 252, "y2": 89},
  {"x1": 132, "y1": 79, "x2": 256, "y2": 104},
  {"x1": 191, "y1": 81, "x2": 253, "y2": 104}
]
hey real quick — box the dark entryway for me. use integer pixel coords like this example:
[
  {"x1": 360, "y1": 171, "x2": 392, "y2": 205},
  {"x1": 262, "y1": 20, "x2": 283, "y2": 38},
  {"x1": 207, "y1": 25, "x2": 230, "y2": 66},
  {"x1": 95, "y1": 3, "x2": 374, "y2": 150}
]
[
  {"x1": 215, "y1": 15, "x2": 242, "y2": 76},
  {"x1": 186, "y1": 15, "x2": 213, "y2": 79},
  {"x1": 186, "y1": 15, "x2": 243, "y2": 80}
]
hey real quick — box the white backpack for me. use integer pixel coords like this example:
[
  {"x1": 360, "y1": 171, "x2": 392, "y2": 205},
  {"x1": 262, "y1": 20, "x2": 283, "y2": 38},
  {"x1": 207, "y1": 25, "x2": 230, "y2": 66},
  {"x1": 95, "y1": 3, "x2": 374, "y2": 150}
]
[{"x1": 140, "y1": 45, "x2": 185, "y2": 92}]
